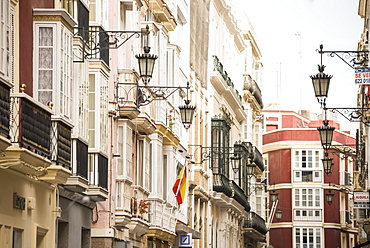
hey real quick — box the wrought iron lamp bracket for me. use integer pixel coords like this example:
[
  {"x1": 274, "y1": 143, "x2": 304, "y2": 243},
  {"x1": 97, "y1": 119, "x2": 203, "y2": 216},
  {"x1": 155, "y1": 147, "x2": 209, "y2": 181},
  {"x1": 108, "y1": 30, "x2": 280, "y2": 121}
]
[
  {"x1": 74, "y1": 26, "x2": 150, "y2": 62},
  {"x1": 325, "y1": 144, "x2": 356, "y2": 158},
  {"x1": 116, "y1": 80, "x2": 191, "y2": 109},
  {"x1": 136, "y1": 85, "x2": 189, "y2": 107},
  {"x1": 324, "y1": 106, "x2": 370, "y2": 126},
  {"x1": 317, "y1": 46, "x2": 369, "y2": 69},
  {"x1": 247, "y1": 183, "x2": 266, "y2": 196}
]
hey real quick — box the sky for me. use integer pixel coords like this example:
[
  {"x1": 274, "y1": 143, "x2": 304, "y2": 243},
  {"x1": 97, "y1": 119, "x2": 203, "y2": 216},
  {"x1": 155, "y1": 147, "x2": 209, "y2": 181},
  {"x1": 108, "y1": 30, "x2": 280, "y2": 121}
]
[{"x1": 244, "y1": 0, "x2": 364, "y2": 128}]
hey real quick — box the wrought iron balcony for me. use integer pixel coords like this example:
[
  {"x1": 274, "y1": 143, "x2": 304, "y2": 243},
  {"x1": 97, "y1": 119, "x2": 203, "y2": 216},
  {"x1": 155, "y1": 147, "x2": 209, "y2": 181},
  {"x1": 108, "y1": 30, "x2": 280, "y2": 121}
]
[
  {"x1": 87, "y1": 26, "x2": 110, "y2": 65},
  {"x1": 252, "y1": 146, "x2": 264, "y2": 173},
  {"x1": 243, "y1": 212, "x2": 268, "y2": 236},
  {"x1": 51, "y1": 119, "x2": 72, "y2": 169},
  {"x1": 230, "y1": 180, "x2": 250, "y2": 211},
  {"x1": 73, "y1": 139, "x2": 88, "y2": 178},
  {"x1": 85, "y1": 153, "x2": 108, "y2": 201},
  {"x1": 5, "y1": 93, "x2": 72, "y2": 184},
  {"x1": 213, "y1": 173, "x2": 233, "y2": 197},
  {"x1": 213, "y1": 173, "x2": 251, "y2": 211},
  {"x1": 98, "y1": 154, "x2": 108, "y2": 189},
  {"x1": 243, "y1": 74, "x2": 263, "y2": 109},
  {"x1": 212, "y1": 55, "x2": 243, "y2": 102},
  {"x1": 10, "y1": 93, "x2": 51, "y2": 158},
  {"x1": 64, "y1": 138, "x2": 89, "y2": 193},
  {"x1": 0, "y1": 82, "x2": 11, "y2": 150}
]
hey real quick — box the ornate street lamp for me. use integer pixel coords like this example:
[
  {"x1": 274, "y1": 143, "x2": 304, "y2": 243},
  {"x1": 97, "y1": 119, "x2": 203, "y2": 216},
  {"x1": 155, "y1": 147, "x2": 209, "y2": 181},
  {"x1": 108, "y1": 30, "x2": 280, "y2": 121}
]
[
  {"x1": 322, "y1": 154, "x2": 333, "y2": 176},
  {"x1": 270, "y1": 192, "x2": 278, "y2": 202},
  {"x1": 179, "y1": 102, "x2": 196, "y2": 129},
  {"x1": 310, "y1": 45, "x2": 332, "y2": 105},
  {"x1": 179, "y1": 84, "x2": 196, "y2": 129},
  {"x1": 310, "y1": 65, "x2": 332, "y2": 99},
  {"x1": 317, "y1": 120, "x2": 335, "y2": 150},
  {"x1": 246, "y1": 164, "x2": 256, "y2": 176},
  {"x1": 230, "y1": 152, "x2": 241, "y2": 174},
  {"x1": 136, "y1": 53, "x2": 157, "y2": 84},
  {"x1": 326, "y1": 190, "x2": 334, "y2": 205},
  {"x1": 135, "y1": 26, "x2": 157, "y2": 85},
  {"x1": 276, "y1": 210, "x2": 282, "y2": 221}
]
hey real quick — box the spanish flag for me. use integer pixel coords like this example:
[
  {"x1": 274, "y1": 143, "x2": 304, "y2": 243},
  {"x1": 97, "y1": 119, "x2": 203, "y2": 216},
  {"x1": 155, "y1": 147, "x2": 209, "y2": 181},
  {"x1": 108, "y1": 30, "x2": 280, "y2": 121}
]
[{"x1": 172, "y1": 165, "x2": 187, "y2": 205}]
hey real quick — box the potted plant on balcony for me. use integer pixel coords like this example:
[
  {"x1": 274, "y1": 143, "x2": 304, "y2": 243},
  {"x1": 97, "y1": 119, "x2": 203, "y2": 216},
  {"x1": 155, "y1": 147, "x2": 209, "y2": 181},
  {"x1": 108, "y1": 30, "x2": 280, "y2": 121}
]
[{"x1": 139, "y1": 199, "x2": 150, "y2": 218}]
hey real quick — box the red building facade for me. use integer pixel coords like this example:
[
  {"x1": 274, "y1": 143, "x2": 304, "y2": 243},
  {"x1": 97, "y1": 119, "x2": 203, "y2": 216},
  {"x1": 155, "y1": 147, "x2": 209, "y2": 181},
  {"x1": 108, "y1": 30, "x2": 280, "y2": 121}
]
[{"x1": 263, "y1": 110, "x2": 358, "y2": 248}]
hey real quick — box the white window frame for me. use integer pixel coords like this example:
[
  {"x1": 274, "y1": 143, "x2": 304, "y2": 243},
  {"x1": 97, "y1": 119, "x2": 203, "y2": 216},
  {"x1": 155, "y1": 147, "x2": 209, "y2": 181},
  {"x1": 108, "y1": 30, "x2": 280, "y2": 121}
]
[
  {"x1": 33, "y1": 21, "x2": 73, "y2": 118},
  {"x1": 294, "y1": 150, "x2": 320, "y2": 168},
  {"x1": 294, "y1": 188, "x2": 322, "y2": 221},
  {"x1": 88, "y1": 73, "x2": 97, "y2": 149},
  {"x1": 294, "y1": 227, "x2": 322, "y2": 248},
  {"x1": 89, "y1": 0, "x2": 108, "y2": 27},
  {"x1": 293, "y1": 149, "x2": 321, "y2": 183},
  {"x1": 88, "y1": 153, "x2": 97, "y2": 186},
  {"x1": 294, "y1": 188, "x2": 321, "y2": 208},
  {"x1": 75, "y1": 61, "x2": 89, "y2": 139},
  {"x1": 99, "y1": 76, "x2": 108, "y2": 152},
  {"x1": 293, "y1": 170, "x2": 322, "y2": 183},
  {"x1": 294, "y1": 209, "x2": 322, "y2": 222},
  {"x1": 0, "y1": 0, "x2": 10, "y2": 82},
  {"x1": 145, "y1": 140, "x2": 151, "y2": 190},
  {"x1": 88, "y1": 71, "x2": 108, "y2": 153},
  {"x1": 137, "y1": 136, "x2": 151, "y2": 189},
  {"x1": 34, "y1": 24, "x2": 56, "y2": 106},
  {"x1": 116, "y1": 122, "x2": 133, "y2": 179},
  {"x1": 60, "y1": 25, "x2": 73, "y2": 117},
  {"x1": 253, "y1": 123, "x2": 262, "y2": 149},
  {"x1": 116, "y1": 181, "x2": 123, "y2": 209}
]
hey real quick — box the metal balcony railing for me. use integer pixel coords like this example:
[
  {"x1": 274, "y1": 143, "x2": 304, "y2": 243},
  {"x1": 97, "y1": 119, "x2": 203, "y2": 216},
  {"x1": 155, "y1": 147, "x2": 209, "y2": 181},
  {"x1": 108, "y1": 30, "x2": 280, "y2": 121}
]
[
  {"x1": 212, "y1": 55, "x2": 243, "y2": 101},
  {"x1": 244, "y1": 212, "x2": 268, "y2": 235},
  {"x1": 50, "y1": 119, "x2": 71, "y2": 169},
  {"x1": 98, "y1": 154, "x2": 108, "y2": 189},
  {"x1": 230, "y1": 180, "x2": 250, "y2": 211},
  {"x1": 253, "y1": 146, "x2": 264, "y2": 172},
  {"x1": 89, "y1": 153, "x2": 108, "y2": 189},
  {"x1": 0, "y1": 82, "x2": 10, "y2": 138},
  {"x1": 75, "y1": 139, "x2": 88, "y2": 179},
  {"x1": 10, "y1": 94, "x2": 52, "y2": 158},
  {"x1": 88, "y1": 26, "x2": 109, "y2": 65},
  {"x1": 213, "y1": 173, "x2": 233, "y2": 197},
  {"x1": 243, "y1": 74, "x2": 263, "y2": 108}
]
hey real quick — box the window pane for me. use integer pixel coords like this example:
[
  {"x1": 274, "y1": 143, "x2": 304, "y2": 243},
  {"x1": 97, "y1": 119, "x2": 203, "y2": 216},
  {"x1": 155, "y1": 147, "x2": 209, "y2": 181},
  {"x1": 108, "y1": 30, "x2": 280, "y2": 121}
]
[
  {"x1": 315, "y1": 151, "x2": 320, "y2": 167},
  {"x1": 295, "y1": 151, "x2": 299, "y2": 167},
  {"x1": 38, "y1": 91, "x2": 52, "y2": 105},
  {"x1": 308, "y1": 150, "x2": 312, "y2": 168},
  {"x1": 302, "y1": 171, "x2": 312, "y2": 182},
  {"x1": 39, "y1": 48, "x2": 53, "y2": 68},
  {"x1": 38, "y1": 70, "x2": 53, "y2": 89},
  {"x1": 39, "y1": 27, "x2": 53, "y2": 46},
  {"x1": 302, "y1": 150, "x2": 307, "y2": 168},
  {"x1": 296, "y1": 228, "x2": 300, "y2": 244}
]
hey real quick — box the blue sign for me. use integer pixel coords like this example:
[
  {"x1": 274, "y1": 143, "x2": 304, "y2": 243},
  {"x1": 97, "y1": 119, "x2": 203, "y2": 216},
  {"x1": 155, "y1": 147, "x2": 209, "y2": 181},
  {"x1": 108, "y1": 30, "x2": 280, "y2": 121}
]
[{"x1": 179, "y1": 234, "x2": 192, "y2": 247}]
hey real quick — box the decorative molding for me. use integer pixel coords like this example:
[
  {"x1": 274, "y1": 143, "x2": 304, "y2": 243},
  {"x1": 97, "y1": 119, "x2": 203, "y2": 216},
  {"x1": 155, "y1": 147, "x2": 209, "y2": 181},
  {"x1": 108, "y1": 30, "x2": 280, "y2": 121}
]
[{"x1": 33, "y1": 9, "x2": 77, "y2": 32}]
